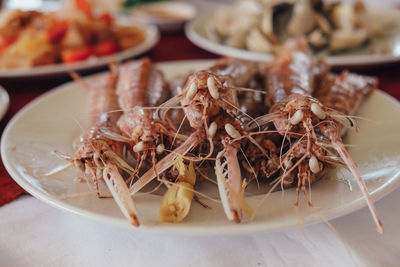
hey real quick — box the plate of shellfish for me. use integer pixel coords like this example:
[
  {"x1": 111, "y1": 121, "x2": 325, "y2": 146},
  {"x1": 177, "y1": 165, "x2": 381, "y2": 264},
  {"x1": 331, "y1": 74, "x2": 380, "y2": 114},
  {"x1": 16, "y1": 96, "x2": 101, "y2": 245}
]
[
  {"x1": 185, "y1": 0, "x2": 400, "y2": 67},
  {"x1": 2, "y1": 39, "x2": 400, "y2": 236}
]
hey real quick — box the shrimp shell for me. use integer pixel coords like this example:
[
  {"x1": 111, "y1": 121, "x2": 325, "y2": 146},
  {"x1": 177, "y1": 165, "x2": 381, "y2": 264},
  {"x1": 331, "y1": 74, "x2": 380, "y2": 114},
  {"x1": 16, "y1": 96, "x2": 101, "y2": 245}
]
[
  {"x1": 208, "y1": 57, "x2": 259, "y2": 88},
  {"x1": 261, "y1": 38, "x2": 329, "y2": 106},
  {"x1": 315, "y1": 71, "x2": 377, "y2": 116},
  {"x1": 117, "y1": 57, "x2": 165, "y2": 109},
  {"x1": 116, "y1": 58, "x2": 167, "y2": 142},
  {"x1": 75, "y1": 72, "x2": 122, "y2": 158}
]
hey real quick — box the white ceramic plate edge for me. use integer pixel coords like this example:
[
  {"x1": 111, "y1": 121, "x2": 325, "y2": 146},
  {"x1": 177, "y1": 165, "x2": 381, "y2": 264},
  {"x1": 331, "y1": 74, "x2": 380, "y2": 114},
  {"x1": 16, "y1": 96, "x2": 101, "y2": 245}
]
[{"x1": 0, "y1": 85, "x2": 10, "y2": 120}]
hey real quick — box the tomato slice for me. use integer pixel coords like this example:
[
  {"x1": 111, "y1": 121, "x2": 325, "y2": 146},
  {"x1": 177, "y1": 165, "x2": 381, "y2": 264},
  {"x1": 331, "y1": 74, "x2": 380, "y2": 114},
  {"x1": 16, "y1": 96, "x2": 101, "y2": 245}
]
[
  {"x1": 75, "y1": 0, "x2": 92, "y2": 17},
  {"x1": 99, "y1": 13, "x2": 113, "y2": 26},
  {"x1": 0, "y1": 34, "x2": 18, "y2": 51},
  {"x1": 47, "y1": 20, "x2": 68, "y2": 43},
  {"x1": 61, "y1": 46, "x2": 93, "y2": 63},
  {"x1": 93, "y1": 40, "x2": 117, "y2": 56}
]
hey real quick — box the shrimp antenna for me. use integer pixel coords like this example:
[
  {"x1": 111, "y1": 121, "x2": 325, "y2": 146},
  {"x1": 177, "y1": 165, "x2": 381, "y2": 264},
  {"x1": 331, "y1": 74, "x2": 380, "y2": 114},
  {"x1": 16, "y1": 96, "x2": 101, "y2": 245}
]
[
  {"x1": 332, "y1": 140, "x2": 383, "y2": 234},
  {"x1": 230, "y1": 87, "x2": 267, "y2": 94},
  {"x1": 70, "y1": 71, "x2": 89, "y2": 89},
  {"x1": 220, "y1": 98, "x2": 257, "y2": 127}
]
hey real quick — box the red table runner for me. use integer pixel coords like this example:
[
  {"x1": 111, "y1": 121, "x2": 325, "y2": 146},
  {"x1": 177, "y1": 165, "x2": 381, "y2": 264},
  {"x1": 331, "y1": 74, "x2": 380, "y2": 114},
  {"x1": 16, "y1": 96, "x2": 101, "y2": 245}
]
[{"x1": 1, "y1": 32, "x2": 399, "y2": 206}]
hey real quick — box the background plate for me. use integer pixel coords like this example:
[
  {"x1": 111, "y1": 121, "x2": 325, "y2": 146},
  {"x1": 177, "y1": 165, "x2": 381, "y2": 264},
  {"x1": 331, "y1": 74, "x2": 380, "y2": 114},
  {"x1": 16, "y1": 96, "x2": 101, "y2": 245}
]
[
  {"x1": 0, "y1": 85, "x2": 10, "y2": 120},
  {"x1": 185, "y1": 8, "x2": 400, "y2": 67},
  {"x1": 2, "y1": 60, "x2": 400, "y2": 236},
  {"x1": 125, "y1": 1, "x2": 197, "y2": 32},
  {"x1": 0, "y1": 24, "x2": 159, "y2": 78}
]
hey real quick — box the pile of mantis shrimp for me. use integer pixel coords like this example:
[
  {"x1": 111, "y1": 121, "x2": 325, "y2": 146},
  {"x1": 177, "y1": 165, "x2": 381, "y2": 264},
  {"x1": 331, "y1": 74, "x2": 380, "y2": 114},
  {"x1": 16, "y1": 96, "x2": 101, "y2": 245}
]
[{"x1": 60, "y1": 39, "x2": 383, "y2": 233}]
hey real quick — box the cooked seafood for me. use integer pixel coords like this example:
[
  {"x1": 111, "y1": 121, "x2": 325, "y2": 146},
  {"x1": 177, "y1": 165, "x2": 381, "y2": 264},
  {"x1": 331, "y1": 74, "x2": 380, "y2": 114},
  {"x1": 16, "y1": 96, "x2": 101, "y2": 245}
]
[
  {"x1": 58, "y1": 69, "x2": 140, "y2": 226},
  {"x1": 315, "y1": 71, "x2": 377, "y2": 117},
  {"x1": 204, "y1": 0, "x2": 395, "y2": 54},
  {"x1": 248, "y1": 39, "x2": 383, "y2": 233},
  {"x1": 106, "y1": 58, "x2": 172, "y2": 176},
  {"x1": 63, "y1": 41, "x2": 381, "y2": 231},
  {"x1": 130, "y1": 69, "x2": 258, "y2": 222}
]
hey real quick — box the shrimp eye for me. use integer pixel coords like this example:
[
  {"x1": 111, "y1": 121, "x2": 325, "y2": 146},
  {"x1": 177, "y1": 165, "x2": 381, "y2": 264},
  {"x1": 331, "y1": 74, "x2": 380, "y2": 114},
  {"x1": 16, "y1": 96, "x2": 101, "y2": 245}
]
[{"x1": 347, "y1": 117, "x2": 354, "y2": 127}]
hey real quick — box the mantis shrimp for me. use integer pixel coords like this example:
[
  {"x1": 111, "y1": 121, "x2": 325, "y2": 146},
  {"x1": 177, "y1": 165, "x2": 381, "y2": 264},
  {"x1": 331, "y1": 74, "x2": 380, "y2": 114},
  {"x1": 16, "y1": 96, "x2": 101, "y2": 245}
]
[
  {"x1": 59, "y1": 69, "x2": 140, "y2": 226},
  {"x1": 101, "y1": 58, "x2": 181, "y2": 182},
  {"x1": 61, "y1": 45, "x2": 384, "y2": 229},
  {"x1": 130, "y1": 60, "x2": 263, "y2": 222},
  {"x1": 247, "y1": 39, "x2": 383, "y2": 233}
]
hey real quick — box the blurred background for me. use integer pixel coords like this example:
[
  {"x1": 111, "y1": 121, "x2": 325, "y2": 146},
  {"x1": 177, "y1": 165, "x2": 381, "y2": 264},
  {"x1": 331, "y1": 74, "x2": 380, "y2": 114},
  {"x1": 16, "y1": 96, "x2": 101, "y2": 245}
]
[
  {"x1": 2, "y1": 0, "x2": 390, "y2": 11},
  {"x1": 2, "y1": 0, "x2": 224, "y2": 11}
]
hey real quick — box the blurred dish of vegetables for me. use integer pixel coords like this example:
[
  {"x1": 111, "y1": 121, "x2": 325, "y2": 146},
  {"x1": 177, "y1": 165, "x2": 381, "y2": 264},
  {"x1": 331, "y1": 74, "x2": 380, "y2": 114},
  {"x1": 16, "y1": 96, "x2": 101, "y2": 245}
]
[{"x1": 0, "y1": 0, "x2": 146, "y2": 69}]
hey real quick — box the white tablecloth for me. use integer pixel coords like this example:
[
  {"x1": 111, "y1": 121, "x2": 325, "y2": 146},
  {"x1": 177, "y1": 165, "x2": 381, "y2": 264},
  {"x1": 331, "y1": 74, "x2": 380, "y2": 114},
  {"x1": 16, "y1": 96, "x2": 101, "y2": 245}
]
[{"x1": 1, "y1": 188, "x2": 399, "y2": 267}]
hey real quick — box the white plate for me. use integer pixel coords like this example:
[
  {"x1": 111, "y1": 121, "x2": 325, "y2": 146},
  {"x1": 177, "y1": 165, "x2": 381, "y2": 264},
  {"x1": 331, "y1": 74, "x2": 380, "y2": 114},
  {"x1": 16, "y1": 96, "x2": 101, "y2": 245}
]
[
  {"x1": 0, "y1": 24, "x2": 159, "y2": 78},
  {"x1": 0, "y1": 85, "x2": 10, "y2": 120},
  {"x1": 185, "y1": 9, "x2": 400, "y2": 67},
  {"x1": 2, "y1": 60, "x2": 400, "y2": 236},
  {"x1": 126, "y1": 2, "x2": 196, "y2": 32}
]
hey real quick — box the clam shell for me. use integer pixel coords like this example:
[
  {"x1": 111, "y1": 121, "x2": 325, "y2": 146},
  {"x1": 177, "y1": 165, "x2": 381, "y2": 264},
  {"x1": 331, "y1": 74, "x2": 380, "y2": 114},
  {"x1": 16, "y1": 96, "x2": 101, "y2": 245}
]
[{"x1": 246, "y1": 27, "x2": 273, "y2": 53}]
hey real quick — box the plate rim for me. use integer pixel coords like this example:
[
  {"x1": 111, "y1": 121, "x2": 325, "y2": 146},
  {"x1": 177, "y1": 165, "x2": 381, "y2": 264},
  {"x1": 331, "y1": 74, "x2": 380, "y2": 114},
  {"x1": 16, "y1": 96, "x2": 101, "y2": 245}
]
[
  {"x1": 185, "y1": 11, "x2": 400, "y2": 67},
  {"x1": 2, "y1": 59, "x2": 400, "y2": 236},
  {"x1": 0, "y1": 24, "x2": 160, "y2": 78},
  {"x1": 0, "y1": 85, "x2": 10, "y2": 120},
  {"x1": 125, "y1": 1, "x2": 197, "y2": 25}
]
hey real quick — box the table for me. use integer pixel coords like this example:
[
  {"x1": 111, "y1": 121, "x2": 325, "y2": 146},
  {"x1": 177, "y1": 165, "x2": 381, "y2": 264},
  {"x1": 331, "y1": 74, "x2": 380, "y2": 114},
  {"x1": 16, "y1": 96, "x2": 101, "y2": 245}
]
[{"x1": 1, "y1": 30, "x2": 400, "y2": 267}]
